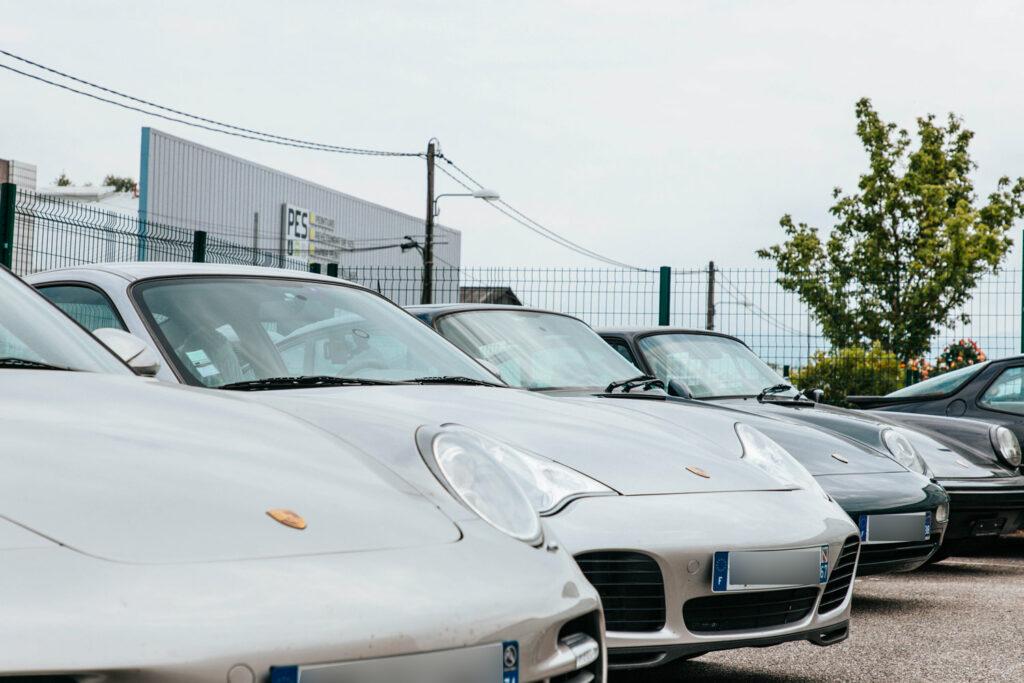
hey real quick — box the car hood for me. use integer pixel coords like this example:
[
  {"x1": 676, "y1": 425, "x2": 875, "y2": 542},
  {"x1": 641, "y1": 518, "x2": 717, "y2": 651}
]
[
  {"x1": 714, "y1": 397, "x2": 1011, "y2": 480},
  {"x1": 1, "y1": 372, "x2": 459, "y2": 564},
  {"x1": 246, "y1": 385, "x2": 800, "y2": 496},
  {"x1": 560, "y1": 394, "x2": 907, "y2": 476},
  {"x1": 862, "y1": 410, "x2": 1017, "y2": 479}
]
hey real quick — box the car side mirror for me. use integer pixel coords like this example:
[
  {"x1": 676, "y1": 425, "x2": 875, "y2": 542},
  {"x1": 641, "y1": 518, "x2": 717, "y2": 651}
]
[
  {"x1": 476, "y1": 358, "x2": 503, "y2": 380},
  {"x1": 93, "y1": 328, "x2": 162, "y2": 377},
  {"x1": 667, "y1": 379, "x2": 693, "y2": 399},
  {"x1": 807, "y1": 388, "x2": 824, "y2": 403}
]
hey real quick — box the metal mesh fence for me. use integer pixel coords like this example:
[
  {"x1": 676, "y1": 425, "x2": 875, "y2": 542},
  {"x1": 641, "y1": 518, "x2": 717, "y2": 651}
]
[{"x1": 3, "y1": 184, "x2": 1021, "y2": 394}]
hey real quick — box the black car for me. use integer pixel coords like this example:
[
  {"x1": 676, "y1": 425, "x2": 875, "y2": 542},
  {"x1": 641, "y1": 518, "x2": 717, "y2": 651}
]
[
  {"x1": 599, "y1": 326, "x2": 1024, "y2": 550},
  {"x1": 410, "y1": 303, "x2": 950, "y2": 574},
  {"x1": 848, "y1": 356, "x2": 1024, "y2": 444}
]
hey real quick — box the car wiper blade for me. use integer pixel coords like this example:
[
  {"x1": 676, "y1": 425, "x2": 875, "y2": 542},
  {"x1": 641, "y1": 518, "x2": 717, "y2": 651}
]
[
  {"x1": 605, "y1": 375, "x2": 665, "y2": 393},
  {"x1": 220, "y1": 376, "x2": 400, "y2": 391},
  {"x1": 410, "y1": 375, "x2": 502, "y2": 387},
  {"x1": 0, "y1": 357, "x2": 74, "y2": 371},
  {"x1": 756, "y1": 383, "x2": 801, "y2": 402}
]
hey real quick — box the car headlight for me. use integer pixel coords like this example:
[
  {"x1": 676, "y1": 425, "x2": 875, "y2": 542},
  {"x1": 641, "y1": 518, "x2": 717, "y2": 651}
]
[
  {"x1": 990, "y1": 425, "x2": 1022, "y2": 468},
  {"x1": 935, "y1": 501, "x2": 949, "y2": 524},
  {"x1": 881, "y1": 428, "x2": 929, "y2": 476},
  {"x1": 418, "y1": 425, "x2": 614, "y2": 542},
  {"x1": 734, "y1": 423, "x2": 824, "y2": 496}
]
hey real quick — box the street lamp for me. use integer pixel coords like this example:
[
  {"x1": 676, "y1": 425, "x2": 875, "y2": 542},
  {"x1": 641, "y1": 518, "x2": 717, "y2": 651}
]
[{"x1": 433, "y1": 188, "x2": 501, "y2": 217}]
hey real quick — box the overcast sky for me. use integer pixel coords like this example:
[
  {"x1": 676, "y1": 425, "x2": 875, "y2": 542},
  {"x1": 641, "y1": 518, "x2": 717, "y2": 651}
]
[{"x1": 2, "y1": 1, "x2": 1023, "y2": 268}]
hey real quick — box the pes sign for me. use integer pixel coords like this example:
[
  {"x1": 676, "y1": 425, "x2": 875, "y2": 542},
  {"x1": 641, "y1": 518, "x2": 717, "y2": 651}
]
[{"x1": 282, "y1": 203, "x2": 313, "y2": 262}]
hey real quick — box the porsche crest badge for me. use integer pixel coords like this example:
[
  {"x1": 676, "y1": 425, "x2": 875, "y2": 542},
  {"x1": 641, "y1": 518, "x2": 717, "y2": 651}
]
[{"x1": 267, "y1": 508, "x2": 307, "y2": 530}]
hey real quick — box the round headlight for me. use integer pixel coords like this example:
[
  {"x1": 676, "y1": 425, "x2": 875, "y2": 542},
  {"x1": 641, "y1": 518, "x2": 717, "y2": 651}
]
[
  {"x1": 734, "y1": 423, "x2": 824, "y2": 495},
  {"x1": 991, "y1": 426, "x2": 1022, "y2": 469},
  {"x1": 881, "y1": 428, "x2": 927, "y2": 475},
  {"x1": 426, "y1": 426, "x2": 544, "y2": 545}
]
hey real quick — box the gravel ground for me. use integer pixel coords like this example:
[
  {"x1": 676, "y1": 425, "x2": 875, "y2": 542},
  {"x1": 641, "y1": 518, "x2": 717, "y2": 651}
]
[{"x1": 613, "y1": 533, "x2": 1024, "y2": 682}]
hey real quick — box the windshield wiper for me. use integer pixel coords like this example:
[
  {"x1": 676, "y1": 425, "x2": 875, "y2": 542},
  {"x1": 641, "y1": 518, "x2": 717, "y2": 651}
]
[
  {"x1": 410, "y1": 375, "x2": 502, "y2": 387},
  {"x1": 220, "y1": 376, "x2": 400, "y2": 391},
  {"x1": 0, "y1": 357, "x2": 74, "y2": 371},
  {"x1": 605, "y1": 375, "x2": 665, "y2": 393},
  {"x1": 756, "y1": 383, "x2": 806, "y2": 402}
]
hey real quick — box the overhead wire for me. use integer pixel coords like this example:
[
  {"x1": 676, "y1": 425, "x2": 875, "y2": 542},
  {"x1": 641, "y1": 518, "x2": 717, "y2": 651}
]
[{"x1": 1, "y1": 49, "x2": 645, "y2": 267}]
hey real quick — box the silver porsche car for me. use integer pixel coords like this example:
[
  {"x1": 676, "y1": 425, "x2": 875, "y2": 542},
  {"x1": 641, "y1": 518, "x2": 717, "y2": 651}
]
[
  {"x1": 30, "y1": 263, "x2": 861, "y2": 671},
  {"x1": 1, "y1": 267, "x2": 605, "y2": 682}
]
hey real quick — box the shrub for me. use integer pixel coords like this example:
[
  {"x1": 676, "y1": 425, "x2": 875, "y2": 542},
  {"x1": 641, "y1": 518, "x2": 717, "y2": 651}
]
[
  {"x1": 790, "y1": 342, "x2": 903, "y2": 407},
  {"x1": 931, "y1": 338, "x2": 986, "y2": 377}
]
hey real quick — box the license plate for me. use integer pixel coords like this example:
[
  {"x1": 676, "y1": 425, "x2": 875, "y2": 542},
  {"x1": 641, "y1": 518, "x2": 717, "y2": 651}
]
[
  {"x1": 858, "y1": 512, "x2": 931, "y2": 544},
  {"x1": 270, "y1": 640, "x2": 515, "y2": 683},
  {"x1": 712, "y1": 546, "x2": 828, "y2": 592}
]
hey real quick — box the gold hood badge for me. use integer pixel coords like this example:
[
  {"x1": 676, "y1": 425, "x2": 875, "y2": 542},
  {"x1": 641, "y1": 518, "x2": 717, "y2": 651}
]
[
  {"x1": 686, "y1": 466, "x2": 711, "y2": 479},
  {"x1": 267, "y1": 508, "x2": 307, "y2": 530}
]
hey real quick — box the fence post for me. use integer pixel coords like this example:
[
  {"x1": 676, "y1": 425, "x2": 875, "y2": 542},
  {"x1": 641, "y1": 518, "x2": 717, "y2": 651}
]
[
  {"x1": 191, "y1": 230, "x2": 207, "y2": 263},
  {"x1": 0, "y1": 182, "x2": 15, "y2": 270},
  {"x1": 658, "y1": 266, "x2": 671, "y2": 325},
  {"x1": 326, "y1": 263, "x2": 338, "y2": 278},
  {"x1": 309, "y1": 263, "x2": 322, "y2": 274},
  {"x1": 706, "y1": 261, "x2": 716, "y2": 331}
]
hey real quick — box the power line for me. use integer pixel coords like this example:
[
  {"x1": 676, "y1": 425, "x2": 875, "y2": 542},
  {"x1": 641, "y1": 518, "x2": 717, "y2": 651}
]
[
  {"x1": 0, "y1": 51, "x2": 420, "y2": 157},
  {"x1": 434, "y1": 161, "x2": 645, "y2": 270},
  {"x1": 1, "y1": 49, "x2": 645, "y2": 268}
]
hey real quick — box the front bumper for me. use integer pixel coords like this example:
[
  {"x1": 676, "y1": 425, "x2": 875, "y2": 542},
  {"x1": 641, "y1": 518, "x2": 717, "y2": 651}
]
[
  {"x1": 939, "y1": 477, "x2": 1024, "y2": 541},
  {"x1": 547, "y1": 490, "x2": 859, "y2": 670},
  {"x1": 0, "y1": 520, "x2": 603, "y2": 683},
  {"x1": 816, "y1": 472, "x2": 948, "y2": 574}
]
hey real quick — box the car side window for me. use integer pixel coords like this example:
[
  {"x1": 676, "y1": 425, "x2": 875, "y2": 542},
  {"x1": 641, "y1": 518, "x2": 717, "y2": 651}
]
[
  {"x1": 979, "y1": 367, "x2": 1024, "y2": 415},
  {"x1": 36, "y1": 285, "x2": 126, "y2": 332},
  {"x1": 606, "y1": 339, "x2": 637, "y2": 366}
]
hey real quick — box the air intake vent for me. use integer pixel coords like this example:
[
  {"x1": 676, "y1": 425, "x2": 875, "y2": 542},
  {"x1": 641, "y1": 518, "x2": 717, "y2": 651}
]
[
  {"x1": 575, "y1": 551, "x2": 666, "y2": 632},
  {"x1": 683, "y1": 586, "x2": 819, "y2": 633},
  {"x1": 857, "y1": 534, "x2": 938, "y2": 574},
  {"x1": 818, "y1": 535, "x2": 860, "y2": 614}
]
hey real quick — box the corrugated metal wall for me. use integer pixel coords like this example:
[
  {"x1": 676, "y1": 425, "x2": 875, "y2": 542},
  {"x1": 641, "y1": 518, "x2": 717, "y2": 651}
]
[{"x1": 139, "y1": 128, "x2": 461, "y2": 301}]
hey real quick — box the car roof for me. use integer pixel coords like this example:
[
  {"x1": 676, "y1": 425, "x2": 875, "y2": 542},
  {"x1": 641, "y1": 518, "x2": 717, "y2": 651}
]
[
  {"x1": 597, "y1": 326, "x2": 744, "y2": 344},
  {"x1": 407, "y1": 302, "x2": 587, "y2": 322},
  {"x1": 29, "y1": 261, "x2": 345, "y2": 286}
]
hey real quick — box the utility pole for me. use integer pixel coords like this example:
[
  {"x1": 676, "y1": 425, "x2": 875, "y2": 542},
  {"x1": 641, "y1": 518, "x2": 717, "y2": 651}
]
[
  {"x1": 706, "y1": 260, "x2": 716, "y2": 330},
  {"x1": 421, "y1": 139, "x2": 437, "y2": 304}
]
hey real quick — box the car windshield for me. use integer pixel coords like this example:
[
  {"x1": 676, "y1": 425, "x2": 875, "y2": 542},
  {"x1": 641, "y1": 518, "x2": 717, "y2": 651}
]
[
  {"x1": 637, "y1": 333, "x2": 794, "y2": 399},
  {"x1": 887, "y1": 361, "x2": 989, "y2": 398},
  {"x1": 131, "y1": 276, "x2": 497, "y2": 388},
  {"x1": 434, "y1": 309, "x2": 647, "y2": 390},
  {"x1": 0, "y1": 269, "x2": 129, "y2": 374}
]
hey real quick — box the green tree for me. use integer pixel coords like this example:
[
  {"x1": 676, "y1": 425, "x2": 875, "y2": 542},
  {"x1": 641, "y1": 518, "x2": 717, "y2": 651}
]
[
  {"x1": 53, "y1": 172, "x2": 72, "y2": 187},
  {"x1": 102, "y1": 175, "x2": 138, "y2": 194},
  {"x1": 758, "y1": 98, "x2": 1024, "y2": 360}
]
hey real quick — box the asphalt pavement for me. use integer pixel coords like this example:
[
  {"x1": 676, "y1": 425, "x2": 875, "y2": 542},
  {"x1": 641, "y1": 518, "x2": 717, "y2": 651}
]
[{"x1": 613, "y1": 533, "x2": 1024, "y2": 682}]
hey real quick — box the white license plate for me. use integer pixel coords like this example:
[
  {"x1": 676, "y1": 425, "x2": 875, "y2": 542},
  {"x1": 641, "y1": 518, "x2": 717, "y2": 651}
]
[
  {"x1": 712, "y1": 546, "x2": 828, "y2": 592},
  {"x1": 270, "y1": 640, "x2": 518, "y2": 683},
  {"x1": 859, "y1": 512, "x2": 931, "y2": 544}
]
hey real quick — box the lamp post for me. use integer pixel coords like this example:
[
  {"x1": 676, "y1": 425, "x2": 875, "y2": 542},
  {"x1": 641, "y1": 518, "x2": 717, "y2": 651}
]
[{"x1": 421, "y1": 138, "x2": 499, "y2": 304}]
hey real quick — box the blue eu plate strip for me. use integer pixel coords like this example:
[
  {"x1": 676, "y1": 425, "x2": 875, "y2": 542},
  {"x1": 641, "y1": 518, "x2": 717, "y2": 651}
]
[
  {"x1": 712, "y1": 551, "x2": 729, "y2": 592},
  {"x1": 269, "y1": 665, "x2": 298, "y2": 683},
  {"x1": 819, "y1": 545, "x2": 829, "y2": 583},
  {"x1": 502, "y1": 640, "x2": 519, "y2": 683},
  {"x1": 924, "y1": 511, "x2": 932, "y2": 539},
  {"x1": 858, "y1": 515, "x2": 869, "y2": 542}
]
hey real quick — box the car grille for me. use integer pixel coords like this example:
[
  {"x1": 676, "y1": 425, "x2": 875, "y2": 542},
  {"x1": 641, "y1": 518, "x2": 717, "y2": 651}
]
[
  {"x1": 683, "y1": 586, "x2": 819, "y2": 633},
  {"x1": 857, "y1": 533, "x2": 940, "y2": 574},
  {"x1": 818, "y1": 535, "x2": 860, "y2": 614},
  {"x1": 575, "y1": 551, "x2": 666, "y2": 632}
]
